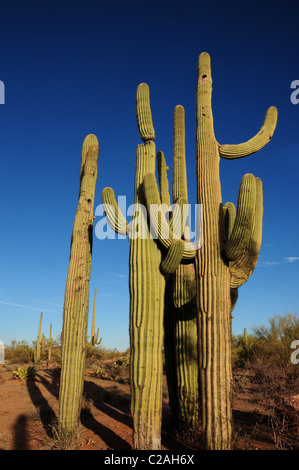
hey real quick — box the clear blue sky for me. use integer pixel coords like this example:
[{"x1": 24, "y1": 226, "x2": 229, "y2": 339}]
[{"x1": 0, "y1": 0, "x2": 298, "y2": 351}]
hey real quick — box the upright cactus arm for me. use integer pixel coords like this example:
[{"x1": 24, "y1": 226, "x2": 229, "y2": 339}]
[
  {"x1": 102, "y1": 187, "x2": 128, "y2": 236},
  {"x1": 225, "y1": 173, "x2": 257, "y2": 261},
  {"x1": 173, "y1": 105, "x2": 188, "y2": 203},
  {"x1": 223, "y1": 202, "x2": 238, "y2": 311},
  {"x1": 230, "y1": 177, "x2": 263, "y2": 288},
  {"x1": 223, "y1": 201, "x2": 236, "y2": 239},
  {"x1": 136, "y1": 83, "x2": 156, "y2": 142},
  {"x1": 157, "y1": 150, "x2": 189, "y2": 237},
  {"x1": 218, "y1": 106, "x2": 278, "y2": 159},
  {"x1": 157, "y1": 151, "x2": 171, "y2": 208}
]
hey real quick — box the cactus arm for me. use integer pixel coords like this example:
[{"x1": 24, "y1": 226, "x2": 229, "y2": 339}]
[
  {"x1": 48, "y1": 323, "x2": 52, "y2": 362},
  {"x1": 225, "y1": 173, "x2": 256, "y2": 261},
  {"x1": 223, "y1": 203, "x2": 239, "y2": 312},
  {"x1": 136, "y1": 83, "x2": 155, "y2": 142},
  {"x1": 143, "y1": 172, "x2": 196, "y2": 259},
  {"x1": 230, "y1": 177, "x2": 263, "y2": 288},
  {"x1": 160, "y1": 239, "x2": 185, "y2": 275},
  {"x1": 223, "y1": 201, "x2": 236, "y2": 240},
  {"x1": 102, "y1": 187, "x2": 128, "y2": 236},
  {"x1": 36, "y1": 312, "x2": 43, "y2": 362},
  {"x1": 157, "y1": 151, "x2": 171, "y2": 208},
  {"x1": 218, "y1": 106, "x2": 278, "y2": 159},
  {"x1": 173, "y1": 105, "x2": 188, "y2": 203}
]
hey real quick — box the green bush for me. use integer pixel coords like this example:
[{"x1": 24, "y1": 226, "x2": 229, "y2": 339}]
[
  {"x1": 5, "y1": 340, "x2": 34, "y2": 364},
  {"x1": 232, "y1": 313, "x2": 299, "y2": 371},
  {"x1": 252, "y1": 313, "x2": 299, "y2": 370},
  {"x1": 13, "y1": 366, "x2": 36, "y2": 381}
]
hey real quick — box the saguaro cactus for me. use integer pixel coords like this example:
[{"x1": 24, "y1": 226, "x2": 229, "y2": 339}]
[
  {"x1": 102, "y1": 84, "x2": 166, "y2": 450},
  {"x1": 195, "y1": 52, "x2": 277, "y2": 449},
  {"x1": 48, "y1": 323, "x2": 53, "y2": 362},
  {"x1": 90, "y1": 288, "x2": 102, "y2": 347},
  {"x1": 59, "y1": 134, "x2": 99, "y2": 434},
  {"x1": 34, "y1": 312, "x2": 43, "y2": 363},
  {"x1": 141, "y1": 53, "x2": 277, "y2": 449}
]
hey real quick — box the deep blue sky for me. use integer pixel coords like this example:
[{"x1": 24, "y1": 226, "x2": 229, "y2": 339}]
[{"x1": 0, "y1": 0, "x2": 298, "y2": 351}]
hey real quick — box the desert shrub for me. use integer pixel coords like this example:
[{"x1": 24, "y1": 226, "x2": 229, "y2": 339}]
[
  {"x1": 13, "y1": 366, "x2": 36, "y2": 381},
  {"x1": 232, "y1": 332, "x2": 258, "y2": 367},
  {"x1": 252, "y1": 313, "x2": 299, "y2": 371},
  {"x1": 5, "y1": 340, "x2": 34, "y2": 364},
  {"x1": 232, "y1": 314, "x2": 299, "y2": 372},
  {"x1": 248, "y1": 357, "x2": 299, "y2": 449},
  {"x1": 92, "y1": 364, "x2": 108, "y2": 378}
]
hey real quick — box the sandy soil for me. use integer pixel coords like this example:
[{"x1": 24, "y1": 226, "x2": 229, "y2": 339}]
[{"x1": 0, "y1": 365, "x2": 278, "y2": 450}]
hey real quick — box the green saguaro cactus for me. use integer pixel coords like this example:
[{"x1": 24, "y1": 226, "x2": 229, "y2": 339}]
[
  {"x1": 141, "y1": 53, "x2": 277, "y2": 449},
  {"x1": 194, "y1": 52, "x2": 277, "y2": 449},
  {"x1": 102, "y1": 84, "x2": 165, "y2": 449},
  {"x1": 35, "y1": 312, "x2": 43, "y2": 362},
  {"x1": 59, "y1": 134, "x2": 99, "y2": 434},
  {"x1": 48, "y1": 323, "x2": 53, "y2": 362},
  {"x1": 90, "y1": 288, "x2": 102, "y2": 347}
]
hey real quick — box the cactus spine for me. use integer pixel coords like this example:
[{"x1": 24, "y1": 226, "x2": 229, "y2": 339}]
[
  {"x1": 90, "y1": 288, "x2": 102, "y2": 347},
  {"x1": 102, "y1": 84, "x2": 165, "y2": 449},
  {"x1": 195, "y1": 52, "x2": 277, "y2": 449},
  {"x1": 59, "y1": 134, "x2": 99, "y2": 433}
]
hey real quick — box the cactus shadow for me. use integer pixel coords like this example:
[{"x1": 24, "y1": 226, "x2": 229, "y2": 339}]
[
  {"x1": 26, "y1": 375, "x2": 56, "y2": 437},
  {"x1": 83, "y1": 379, "x2": 131, "y2": 427},
  {"x1": 13, "y1": 414, "x2": 29, "y2": 450}
]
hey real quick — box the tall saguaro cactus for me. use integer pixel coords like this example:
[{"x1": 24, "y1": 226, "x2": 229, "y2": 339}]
[
  {"x1": 59, "y1": 134, "x2": 99, "y2": 434},
  {"x1": 195, "y1": 52, "x2": 277, "y2": 449},
  {"x1": 141, "y1": 52, "x2": 277, "y2": 449},
  {"x1": 102, "y1": 84, "x2": 165, "y2": 449}
]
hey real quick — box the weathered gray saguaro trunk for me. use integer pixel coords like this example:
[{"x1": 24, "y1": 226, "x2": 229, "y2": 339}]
[{"x1": 59, "y1": 134, "x2": 99, "y2": 433}]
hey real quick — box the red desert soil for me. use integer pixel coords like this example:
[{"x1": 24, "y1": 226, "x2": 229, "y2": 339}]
[{"x1": 0, "y1": 365, "x2": 276, "y2": 450}]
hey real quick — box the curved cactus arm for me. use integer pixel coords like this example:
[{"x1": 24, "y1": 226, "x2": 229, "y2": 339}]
[
  {"x1": 225, "y1": 173, "x2": 256, "y2": 261},
  {"x1": 230, "y1": 288, "x2": 239, "y2": 312},
  {"x1": 157, "y1": 151, "x2": 171, "y2": 208},
  {"x1": 223, "y1": 201, "x2": 236, "y2": 240},
  {"x1": 160, "y1": 239, "x2": 185, "y2": 275},
  {"x1": 143, "y1": 172, "x2": 196, "y2": 260},
  {"x1": 218, "y1": 106, "x2": 278, "y2": 159},
  {"x1": 230, "y1": 177, "x2": 263, "y2": 288},
  {"x1": 223, "y1": 202, "x2": 239, "y2": 312},
  {"x1": 136, "y1": 83, "x2": 155, "y2": 142},
  {"x1": 102, "y1": 187, "x2": 129, "y2": 236}
]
